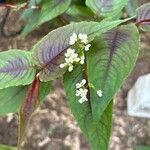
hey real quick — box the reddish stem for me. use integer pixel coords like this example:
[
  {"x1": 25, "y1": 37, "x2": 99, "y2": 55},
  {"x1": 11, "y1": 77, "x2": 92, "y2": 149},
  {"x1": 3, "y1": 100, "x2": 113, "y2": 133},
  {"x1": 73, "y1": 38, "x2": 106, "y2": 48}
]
[
  {"x1": 136, "y1": 19, "x2": 150, "y2": 25},
  {"x1": 0, "y1": 4, "x2": 16, "y2": 9},
  {"x1": 0, "y1": 3, "x2": 39, "y2": 10}
]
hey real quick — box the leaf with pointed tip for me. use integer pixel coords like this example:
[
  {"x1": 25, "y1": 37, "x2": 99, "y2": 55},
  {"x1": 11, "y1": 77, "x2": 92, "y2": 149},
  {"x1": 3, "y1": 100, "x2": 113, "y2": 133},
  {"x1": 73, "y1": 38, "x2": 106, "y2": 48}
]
[
  {"x1": 0, "y1": 50, "x2": 36, "y2": 90},
  {"x1": 32, "y1": 20, "x2": 129, "y2": 82},
  {"x1": 86, "y1": 0, "x2": 128, "y2": 18},
  {"x1": 87, "y1": 24, "x2": 139, "y2": 119},
  {"x1": 0, "y1": 82, "x2": 51, "y2": 116},
  {"x1": 63, "y1": 24, "x2": 139, "y2": 149},
  {"x1": 21, "y1": 0, "x2": 71, "y2": 34},
  {"x1": 136, "y1": 3, "x2": 150, "y2": 31}
]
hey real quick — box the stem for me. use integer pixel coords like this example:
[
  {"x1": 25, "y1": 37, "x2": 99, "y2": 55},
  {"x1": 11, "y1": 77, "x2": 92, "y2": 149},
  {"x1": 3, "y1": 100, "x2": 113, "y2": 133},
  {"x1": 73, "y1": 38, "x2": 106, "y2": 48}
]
[
  {"x1": 0, "y1": 4, "x2": 16, "y2": 9},
  {"x1": 0, "y1": 3, "x2": 40, "y2": 10},
  {"x1": 136, "y1": 19, "x2": 150, "y2": 25},
  {"x1": 82, "y1": 53, "x2": 92, "y2": 111},
  {"x1": 18, "y1": 76, "x2": 40, "y2": 150}
]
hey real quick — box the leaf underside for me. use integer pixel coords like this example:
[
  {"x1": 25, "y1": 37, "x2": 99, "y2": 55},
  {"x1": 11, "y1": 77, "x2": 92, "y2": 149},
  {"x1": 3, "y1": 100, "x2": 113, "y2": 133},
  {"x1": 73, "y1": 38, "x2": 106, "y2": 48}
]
[
  {"x1": 63, "y1": 24, "x2": 139, "y2": 150},
  {"x1": 32, "y1": 20, "x2": 128, "y2": 82}
]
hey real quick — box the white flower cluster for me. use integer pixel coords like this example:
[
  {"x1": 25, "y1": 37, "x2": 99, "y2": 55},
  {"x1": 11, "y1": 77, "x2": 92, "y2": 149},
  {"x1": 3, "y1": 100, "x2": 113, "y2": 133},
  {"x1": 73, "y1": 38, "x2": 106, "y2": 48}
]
[
  {"x1": 59, "y1": 48, "x2": 80, "y2": 72},
  {"x1": 75, "y1": 79, "x2": 103, "y2": 104},
  {"x1": 59, "y1": 33, "x2": 91, "y2": 72},
  {"x1": 69, "y1": 33, "x2": 91, "y2": 51},
  {"x1": 59, "y1": 48, "x2": 85, "y2": 72},
  {"x1": 75, "y1": 79, "x2": 88, "y2": 104}
]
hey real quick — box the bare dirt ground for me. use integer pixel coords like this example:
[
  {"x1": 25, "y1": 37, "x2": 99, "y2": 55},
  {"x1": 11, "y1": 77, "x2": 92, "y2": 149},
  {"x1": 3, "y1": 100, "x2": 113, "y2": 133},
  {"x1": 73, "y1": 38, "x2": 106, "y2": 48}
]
[{"x1": 0, "y1": 3, "x2": 150, "y2": 150}]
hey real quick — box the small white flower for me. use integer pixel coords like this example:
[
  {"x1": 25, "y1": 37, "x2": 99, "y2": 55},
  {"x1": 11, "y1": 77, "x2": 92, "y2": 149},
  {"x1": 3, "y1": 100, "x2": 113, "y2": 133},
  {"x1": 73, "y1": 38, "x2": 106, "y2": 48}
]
[
  {"x1": 80, "y1": 55, "x2": 85, "y2": 64},
  {"x1": 84, "y1": 44, "x2": 91, "y2": 51},
  {"x1": 78, "y1": 98, "x2": 84, "y2": 104},
  {"x1": 65, "y1": 48, "x2": 75, "y2": 57},
  {"x1": 75, "y1": 88, "x2": 87, "y2": 97},
  {"x1": 59, "y1": 63, "x2": 65, "y2": 68},
  {"x1": 76, "y1": 79, "x2": 86, "y2": 89},
  {"x1": 76, "y1": 83, "x2": 81, "y2": 89},
  {"x1": 69, "y1": 33, "x2": 78, "y2": 45},
  {"x1": 75, "y1": 89, "x2": 81, "y2": 96},
  {"x1": 75, "y1": 79, "x2": 88, "y2": 104},
  {"x1": 97, "y1": 90, "x2": 103, "y2": 97},
  {"x1": 78, "y1": 33, "x2": 88, "y2": 44},
  {"x1": 68, "y1": 65, "x2": 73, "y2": 72},
  {"x1": 81, "y1": 79, "x2": 86, "y2": 85},
  {"x1": 80, "y1": 88, "x2": 88, "y2": 98},
  {"x1": 74, "y1": 57, "x2": 80, "y2": 63},
  {"x1": 65, "y1": 57, "x2": 71, "y2": 64},
  {"x1": 78, "y1": 97, "x2": 88, "y2": 104},
  {"x1": 75, "y1": 88, "x2": 88, "y2": 103}
]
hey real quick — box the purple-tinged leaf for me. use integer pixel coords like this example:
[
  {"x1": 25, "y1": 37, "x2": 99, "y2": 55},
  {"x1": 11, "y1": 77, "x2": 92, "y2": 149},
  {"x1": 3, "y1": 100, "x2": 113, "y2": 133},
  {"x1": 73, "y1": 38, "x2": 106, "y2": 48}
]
[
  {"x1": 18, "y1": 76, "x2": 40, "y2": 150},
  {"x1": 0, "y1": 50, "x2": 36, "y2": 89},
  {"x1": 32, "y1": 20, "x2": 129, "y2": 81},
  {"x1": 86, "y1": 0, "x2": 128, "y2": 17},
  {"x1": 87, "y1": 24, "x2": 140, "y2": 119},
  {"x1": 136, "y1": 3, "x2": 150, "y2": 31}
]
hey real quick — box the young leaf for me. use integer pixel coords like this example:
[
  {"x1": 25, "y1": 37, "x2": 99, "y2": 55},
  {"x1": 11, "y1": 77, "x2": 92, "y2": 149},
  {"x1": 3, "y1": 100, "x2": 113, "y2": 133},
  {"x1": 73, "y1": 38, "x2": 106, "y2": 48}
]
[
  {"x1": 85, "y1": 0, "x2": 128, "y2": 18},
  {"x1": 21, "y1": 0, "x2": 71, "y2": 34},
  {"x1": 0, "y1": 50, "x2": 36, "y2": 90},
  {"x1": 136, "y1": 3, "x2": 150, "y2": 31},
  {"x1": 32, "y1": 20, "x2": 129, "y2": 82},
  {"x1": 63, "y1": 24, "x2": 139, "y2": 149},
  {"x1": 18, "y1": 76, "x2": 40, "y2": 150},
  {"x1": 0, "y1": 82, "x2": 51, "y2": 116}
]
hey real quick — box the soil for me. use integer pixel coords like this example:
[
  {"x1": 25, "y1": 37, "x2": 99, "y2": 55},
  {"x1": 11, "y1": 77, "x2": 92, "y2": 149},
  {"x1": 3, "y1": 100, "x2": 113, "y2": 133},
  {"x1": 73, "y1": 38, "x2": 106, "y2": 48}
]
[{"x1": 0, "y1": 3, "x2": 150, "y2": 150}]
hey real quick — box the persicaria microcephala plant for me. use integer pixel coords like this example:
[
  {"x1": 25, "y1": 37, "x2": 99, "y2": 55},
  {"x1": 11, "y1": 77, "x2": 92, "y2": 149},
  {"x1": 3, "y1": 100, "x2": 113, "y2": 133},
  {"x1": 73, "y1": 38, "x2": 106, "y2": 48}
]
[{"x1": 0, "y1": 0, "x2": 150, "y2": 150}]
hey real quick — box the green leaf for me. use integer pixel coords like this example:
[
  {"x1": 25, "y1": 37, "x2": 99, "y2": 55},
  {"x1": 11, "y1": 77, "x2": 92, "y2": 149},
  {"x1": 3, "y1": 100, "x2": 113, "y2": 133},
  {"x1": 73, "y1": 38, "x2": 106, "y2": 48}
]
[
  {"x1": 0, "y1": 50, "x2": 36, "y2": 90},
  {"x1": 0, "y1": 82, "x2": 51, "y2": 116},
  {"x1": 21, "y1": 0, "x2": 71, "y2": 34},
  {"x1": 126, "y1": 0, "x2": 139, "y2": 17},
  {"x1": 66, "y1": 5, "x2": 94, "y2": 21},
  {"x1": 63, "y1": 24, "x2": 139, "y2": 149},
  {"x1": 64, "y1": 65, "x2": 113, "y2": 149},
  {"x1": 134, "y1": 145, "x2": 150, "y2": 150},
  {"x1": 86, "y1": 0, "x2": 128, "y2": 18},
  {"x1": 87, "y1": 24, "x2": 139, "y2": 119},
  {"x1": 32, "y1": 20, "x2": 130, "y2": 82},
  {"x1": 0, "y1": 144, "x2": 16, "y2": 150}
]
